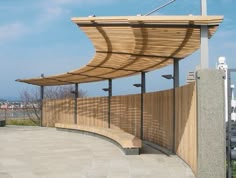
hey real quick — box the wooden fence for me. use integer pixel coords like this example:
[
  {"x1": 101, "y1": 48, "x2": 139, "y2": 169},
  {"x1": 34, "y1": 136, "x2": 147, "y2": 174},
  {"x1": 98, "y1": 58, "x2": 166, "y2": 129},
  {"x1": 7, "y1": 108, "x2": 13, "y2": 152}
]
[
  {"x1": 143, "y1": 89, "x2": 173, "y2": 150},
  {"x1": 42, "y1": 83, "x2": 196, "y2": 174},
  {"x1": 175, "y1": 83, "x2": 197, "y2": 174},
  {"x1": 43, "y1": 98, "x2": 74, "y2": 126}
]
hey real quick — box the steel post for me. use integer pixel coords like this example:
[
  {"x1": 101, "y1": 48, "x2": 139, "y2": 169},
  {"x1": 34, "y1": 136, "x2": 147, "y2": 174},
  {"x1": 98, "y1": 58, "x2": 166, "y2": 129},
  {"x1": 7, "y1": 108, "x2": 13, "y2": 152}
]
[
  {"x1": 173, "y1": 59, "x2": 179, "y2": 152},
  {"x1": 141, "y1": 72, "x2": 146, "y2": 140},
  {"x1": 74, "y1": 83, "x2": 79, "y2": 124},
  {"x1": 200, "y1": 0, "x2": 209, "y2": 69},
  {"x1": 201, "y1": 0, "x2": 207, "y2": 16},
  {"x1": 227, "y1": 69, "x2": 236, "y2": 178},
  {"x1": 40, "y1": 85, "x2": 44, "y2": 127},
  {"x1": 108, "y1": 79, "x2": 112, "y2": 128}
]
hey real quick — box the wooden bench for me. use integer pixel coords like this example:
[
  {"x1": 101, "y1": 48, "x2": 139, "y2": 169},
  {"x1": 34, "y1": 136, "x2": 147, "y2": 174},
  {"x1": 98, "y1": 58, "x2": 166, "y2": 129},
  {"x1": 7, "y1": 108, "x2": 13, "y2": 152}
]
[{"x1": 55, "y1": 123, "x2": 142, "y2": 155}]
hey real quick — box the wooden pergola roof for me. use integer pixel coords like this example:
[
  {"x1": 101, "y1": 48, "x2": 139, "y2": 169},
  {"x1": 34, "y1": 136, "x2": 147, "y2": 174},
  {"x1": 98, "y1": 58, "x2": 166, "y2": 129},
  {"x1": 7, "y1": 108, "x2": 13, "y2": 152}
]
[{"x1": 17, "y1": 16, "x2": 223, "y2": 86}]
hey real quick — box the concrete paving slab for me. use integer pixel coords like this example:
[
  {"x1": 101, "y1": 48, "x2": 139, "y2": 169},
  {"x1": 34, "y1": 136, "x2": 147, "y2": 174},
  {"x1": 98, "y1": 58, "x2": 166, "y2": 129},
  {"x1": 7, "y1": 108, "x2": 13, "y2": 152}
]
[{"x1": 0, "y1": 126, "x2": 195, "y2": 178}]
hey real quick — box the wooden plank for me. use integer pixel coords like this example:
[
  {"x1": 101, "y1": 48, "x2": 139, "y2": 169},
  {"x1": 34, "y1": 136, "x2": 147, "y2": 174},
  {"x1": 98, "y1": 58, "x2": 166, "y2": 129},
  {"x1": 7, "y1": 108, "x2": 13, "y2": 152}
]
[
  {"x1": 175, "y1": 83, "x2": 197, "y2": 174},
  {"x1": 143, "y1": 89, "x2": 174, "y2": 150},
  {"x1": 55, "y1": 123, "x2": 142, "y2": 148}
]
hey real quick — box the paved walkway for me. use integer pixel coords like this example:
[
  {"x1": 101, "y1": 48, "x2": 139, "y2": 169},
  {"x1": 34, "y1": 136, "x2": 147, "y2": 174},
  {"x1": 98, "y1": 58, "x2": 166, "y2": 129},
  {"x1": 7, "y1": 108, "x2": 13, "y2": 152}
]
[{"x1": 0, "y1": 126, "x2": 195, "y2": 178}]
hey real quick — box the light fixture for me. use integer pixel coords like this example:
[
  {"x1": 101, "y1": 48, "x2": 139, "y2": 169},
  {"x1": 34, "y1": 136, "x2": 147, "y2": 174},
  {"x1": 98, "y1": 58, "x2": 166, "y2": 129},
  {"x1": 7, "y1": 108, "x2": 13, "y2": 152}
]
[
  {"x1": 70, "y1": 90, "x2": 78, "y2": 94},
  {"x1": 102, "y1": 88, "x2": 110, "y2": 92},
  {"x1": 133, "y1": 84, "x2": 142, "y2": 87},
  {"x1": 162, "y1": 74, "x2": 174, "y2": 80}
]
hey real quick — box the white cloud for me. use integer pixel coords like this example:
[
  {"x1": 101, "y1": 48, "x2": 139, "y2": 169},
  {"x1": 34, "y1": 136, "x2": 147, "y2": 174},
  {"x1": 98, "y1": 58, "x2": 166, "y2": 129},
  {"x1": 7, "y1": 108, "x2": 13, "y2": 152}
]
[
  {"x1": 37, "y1": 6, "x2": 70, "y2": 24},
  {"x1": 0, "y1": 22, "x2": 29, "y2": 43},
  {"x1": 35, "y1": 0, "x2": 117, "y2": 26},
  {"x1": 0, "y1": 0, "x2": 117, "y2": 43},
  {"x1": 49, "y1": 0, "x2": 116, "y2": 5}
]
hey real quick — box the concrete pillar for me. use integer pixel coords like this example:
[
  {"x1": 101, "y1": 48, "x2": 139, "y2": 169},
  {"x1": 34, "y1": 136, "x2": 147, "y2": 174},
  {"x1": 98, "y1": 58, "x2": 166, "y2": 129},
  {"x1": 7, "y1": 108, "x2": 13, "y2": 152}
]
[{"x1": 196, "y1": 69, "x2": 226, "y2": 178}]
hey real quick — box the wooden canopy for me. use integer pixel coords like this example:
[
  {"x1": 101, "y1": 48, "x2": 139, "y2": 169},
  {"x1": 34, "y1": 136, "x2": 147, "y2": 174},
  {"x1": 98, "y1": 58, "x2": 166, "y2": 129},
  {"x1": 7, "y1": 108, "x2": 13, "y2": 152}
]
[{"x1": 17, "y1": 16, "x2": 223, "y2": 86}]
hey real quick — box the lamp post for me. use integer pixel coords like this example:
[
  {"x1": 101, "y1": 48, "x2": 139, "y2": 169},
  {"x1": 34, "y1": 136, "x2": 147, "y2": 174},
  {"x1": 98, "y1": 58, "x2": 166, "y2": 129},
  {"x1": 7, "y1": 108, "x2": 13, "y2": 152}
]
[
  {"x1": 133, "y1": 72, "x2": 146, "y2": 140},
  {"x1": 200, "y1": 0, "x2": 208, "y2": 69},
  {"x1": 40, "y1": 74, "x2": 44, "y2": 127},
  {"x1": 162, "y1": 59, "x2": 179, "y2": 153},
  {"x1": 102, "y1": 79, "x2": 112, "y2": 128},
  {"x1": 71, "y1": 83, "x2": 79, "y2": 124}
]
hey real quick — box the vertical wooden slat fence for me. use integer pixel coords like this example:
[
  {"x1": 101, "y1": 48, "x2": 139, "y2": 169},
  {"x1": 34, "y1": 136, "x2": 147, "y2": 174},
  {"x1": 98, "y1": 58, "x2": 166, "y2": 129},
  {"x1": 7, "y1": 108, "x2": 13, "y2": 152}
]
[
  {"x1": 110, "y1": 94, "x2": 141, "y2": 137},
  {"x1": 77, "y1": 96, "x2": 108, "y2": 127},
  {"x1": 175, "y1": 82, "x2": 197, "y2": 174},
  {"x1": 42, "y1": 83, "x2": 197, "y2": 175},
  {"x1": 143, "y1": 89, "x2": 174, "y2": 151},
  {"x1": 43, "y1": 98, "x2": 74, "y2": 127}
]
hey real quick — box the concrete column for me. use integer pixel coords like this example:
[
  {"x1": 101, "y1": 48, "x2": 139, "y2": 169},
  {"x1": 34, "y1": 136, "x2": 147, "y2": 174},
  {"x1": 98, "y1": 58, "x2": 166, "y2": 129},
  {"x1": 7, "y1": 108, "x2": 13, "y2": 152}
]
[{"x1": 196, "y1": 69, "x2": 226, "y2": 178}]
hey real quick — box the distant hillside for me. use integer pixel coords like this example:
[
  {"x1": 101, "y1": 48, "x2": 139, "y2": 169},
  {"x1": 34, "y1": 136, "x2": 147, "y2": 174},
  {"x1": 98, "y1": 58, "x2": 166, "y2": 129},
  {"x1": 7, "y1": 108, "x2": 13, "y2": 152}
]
[{"x1": 0, "y1": 96, "x2": 21, "y2": 102}]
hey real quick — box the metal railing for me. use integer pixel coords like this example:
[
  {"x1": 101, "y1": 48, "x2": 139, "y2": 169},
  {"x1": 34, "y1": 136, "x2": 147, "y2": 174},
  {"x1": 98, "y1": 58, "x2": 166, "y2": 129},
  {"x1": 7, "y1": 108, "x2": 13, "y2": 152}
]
[
  {"x1": 0, "y1": 108, "x2": 40, "y2": 124},
  {"x1": 227, "y1": 69, "x2": 236, "y2": 178}
]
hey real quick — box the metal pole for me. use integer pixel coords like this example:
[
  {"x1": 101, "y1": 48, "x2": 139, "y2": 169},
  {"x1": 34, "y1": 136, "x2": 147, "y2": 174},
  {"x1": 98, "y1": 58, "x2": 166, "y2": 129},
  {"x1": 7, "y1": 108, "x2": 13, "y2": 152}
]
[
  {"x1": 200, "y1": 0, "x2": 209, "y2": 69},
  {"x1": 173, "y1": 59, "x2": 179, "y2": 153},
  {"x1": 40, "y1": 85, "x2": 44, "y2": 127},
  {"x1": 145, "y1": 0, "x2": 176, "y2": 16},
  {"x1": 141, "y1": 72, "x2": 146, "y2": 140},
  {"x1": 108, "y1": 79, "x2": 112, "y2": 128},
  {"x1": 40, "y1": 74, "x2": 44, "y2": 127},
  {"x1": 74, "y1": 83, "x2": 78, "y2": 124},
  {"x1": 201, "y1": 0, "x2": 207, "y2": 16},
  {"x1": 227, "y1": 70, "x2": 232, "y2": 178}
]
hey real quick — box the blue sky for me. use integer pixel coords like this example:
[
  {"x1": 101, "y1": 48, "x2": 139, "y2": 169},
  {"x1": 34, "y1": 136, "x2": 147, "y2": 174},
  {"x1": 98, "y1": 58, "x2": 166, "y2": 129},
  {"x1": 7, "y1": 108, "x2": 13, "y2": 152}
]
[{"x1": 0, "y1": 0, "x2": 235, "y2": 99}]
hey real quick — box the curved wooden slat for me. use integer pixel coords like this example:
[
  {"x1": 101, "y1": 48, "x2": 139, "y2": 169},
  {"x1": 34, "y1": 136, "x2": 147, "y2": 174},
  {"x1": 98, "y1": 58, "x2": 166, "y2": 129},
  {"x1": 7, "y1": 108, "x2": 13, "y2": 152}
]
[{"x1": 17, "y1": 16, "x2": 223, "y2": 86}]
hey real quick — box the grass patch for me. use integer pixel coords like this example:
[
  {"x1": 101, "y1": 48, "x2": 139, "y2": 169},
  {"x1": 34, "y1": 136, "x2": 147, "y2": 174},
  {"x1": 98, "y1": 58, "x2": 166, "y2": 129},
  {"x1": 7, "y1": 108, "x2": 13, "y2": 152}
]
[
  {"x1": 233, "y1": 161, "x2": 236, "y2": 177},
  {"x1": 6, "y1": 119, "x2": 39, "y2": 126}
]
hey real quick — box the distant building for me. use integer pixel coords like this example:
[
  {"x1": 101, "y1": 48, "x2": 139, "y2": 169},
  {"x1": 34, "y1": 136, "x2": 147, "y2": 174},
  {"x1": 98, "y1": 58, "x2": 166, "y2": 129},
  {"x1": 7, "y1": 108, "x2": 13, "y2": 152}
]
[
  {"x1": 0, "y1": 104, "x2": 8, "y2": 109},
  {"x1": 231, "y1": 84, "x2": 236, "y2": 121}
]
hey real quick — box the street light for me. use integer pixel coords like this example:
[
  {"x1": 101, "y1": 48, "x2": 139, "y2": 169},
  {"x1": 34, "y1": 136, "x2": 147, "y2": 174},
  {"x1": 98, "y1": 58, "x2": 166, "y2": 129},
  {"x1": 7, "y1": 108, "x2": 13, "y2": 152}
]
[
  {"x1": 133, "y1": 83, "x2": 142, "y2": 88},
  {"x1": 102, "y1": 79, "x2": 112, "y2": 128},
  {"x1": 102, "y1": 88, "x2": 110, "y2": 92},
  {"x1": 132, "y1": 72, "x2": 146, "y2": 140},
  {"x1": 162, "y1": 74, "x2": 174, "y2": 80}
]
